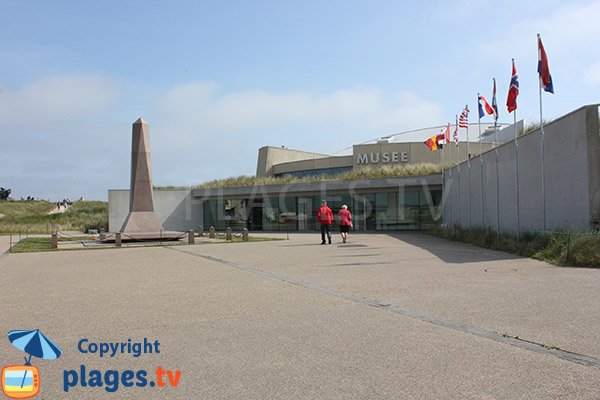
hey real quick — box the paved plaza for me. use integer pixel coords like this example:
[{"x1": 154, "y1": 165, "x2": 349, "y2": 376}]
[{"x1": 0, "y1": 233, "x2": 599, "y2": 399}]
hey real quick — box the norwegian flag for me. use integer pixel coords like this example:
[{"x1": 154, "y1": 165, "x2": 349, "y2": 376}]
[
  {"x1": 506, "y1": 59, "x2": 519, "y2": 113},
  {"x1": 458, "y1": 106, "x2": 469, "y2": 128}
]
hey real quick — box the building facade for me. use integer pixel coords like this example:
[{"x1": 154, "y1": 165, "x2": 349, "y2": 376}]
[
  {"x1": 256, "y1": 122, "x2": 513, "y2": 178},
  {"x1": 113, "y1": 119, "x2": 588, "y2": 234}
]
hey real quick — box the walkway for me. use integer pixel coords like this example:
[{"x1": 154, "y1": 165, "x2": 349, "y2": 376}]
[{"x1": 0, "y1": 233, "x2": 598, "y2": 398}]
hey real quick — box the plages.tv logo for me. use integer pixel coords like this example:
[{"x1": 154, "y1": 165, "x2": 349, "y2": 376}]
[{"x1": 1, "y1": 329, "x2": 62, "y2": 399}]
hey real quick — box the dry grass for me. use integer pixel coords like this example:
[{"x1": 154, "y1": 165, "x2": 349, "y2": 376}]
[
  {"x1": 429, "y1": 227, "x2": 600, "y2": 268},
  {"x1": 185, "y1": 163, "x2": 443, "y2": 189},
  {"x1": 0, "y1": 200, "x2": 108, "y2": 234}
]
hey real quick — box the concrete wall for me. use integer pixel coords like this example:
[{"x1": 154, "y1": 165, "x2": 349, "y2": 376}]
[
  {"x1": 353, "y1": 142, "x2": 494, "y2": 168},
  {"x1": 256, "y1": 147, "x2": 330, "y2": 177},
  {"x1": 109, "y1": 189, "x2": 202, "y2": 232},
  {"x1": 273, "y1": 155, "x2": 353, "y2": 175},
  {"x1": 443, "y1": 105, "x2": 600, "y2": 234},
  {"x1": 259, "y1": 142, "x2": 498, "y2": 177}
]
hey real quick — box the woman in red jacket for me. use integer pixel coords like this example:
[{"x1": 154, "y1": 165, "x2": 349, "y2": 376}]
[{"x1": 338, "y1": 204, "x2": 353, "y2": 243}]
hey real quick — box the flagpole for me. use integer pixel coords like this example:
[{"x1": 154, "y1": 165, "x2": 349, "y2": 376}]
[
  {"x1": 494, "y1": 91, "x2": 500, "y2": 235},
  {"x1": 514, "y1": 105, "x2": 520, "y2": 240},
  {"x1": 495, "y1": 131, "x2": 500, "y2": 235},
  {"x1": 441, "y1": 140, "x2": 446, "y2": 226},
  {"x1": 478, "y1": 93, "x2": 484, "y2": 229},
  {"x1": 466, "y1": 105, "x2": 471, "y2": 230},
  {"x1": 538, "y1": 34, "x2": 547, "y2": 234},
  {"x1": 455, "y1": 115, "x2": 460, "y2": 228},
  {"x1": 466, "y1": 106, "x2": 470, "y2": 167}
]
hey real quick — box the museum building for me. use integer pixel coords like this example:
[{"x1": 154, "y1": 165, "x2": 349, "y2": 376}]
[{"x1": 109, "y1": 123, "x2": 515, "y2": 233}]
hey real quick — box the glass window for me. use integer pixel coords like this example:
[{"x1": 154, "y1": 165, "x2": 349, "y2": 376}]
[
  {"x1": 278, "y1": 196, "x2": 298, "y2": 231},
  {"x1": 261, "y1": 196, "x2": 279, "y2": 231},
  {"x1": 298, "y1": 197, "x2": 313, "y2": 231},
  {"x1": 203, "y1": 200, "x2": 218, "y2": 230}
]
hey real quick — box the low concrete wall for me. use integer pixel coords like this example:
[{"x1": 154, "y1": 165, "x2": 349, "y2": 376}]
[
  {"x1": 443, "y1": 105, "x2": 600, "y2": 234},
  {"x1": 108, "y1": 189, "x2": 202, "y2": 232}
]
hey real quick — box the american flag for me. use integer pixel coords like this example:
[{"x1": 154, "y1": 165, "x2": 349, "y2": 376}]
[{"x1": 458, "y1": 106, "x2": 469, "y2": 128}]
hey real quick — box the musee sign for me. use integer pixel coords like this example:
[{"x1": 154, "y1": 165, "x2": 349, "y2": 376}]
[{"x1": 356, "y1": 152, "x2": 409, "y2": 165}]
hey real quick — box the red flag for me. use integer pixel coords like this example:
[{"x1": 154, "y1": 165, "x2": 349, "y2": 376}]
[
  {"x1": 506, "y1": 59, "x2": 519, "y2": 113},
  {"x1": 444, "y1": 123, "x2": 451, "y2": 143},
  {"x1": 436, "y1": 133, "x2": 446, "y2": 146},
  {"x1": 423, "y1": 135, "x2": 438, "y2": 151},
  {"x1": 537, "y1": 34, "x2": 554, "y2": 93},
  {"x1": 492, "y1": 78, "x2": 498, "y2": 122}
]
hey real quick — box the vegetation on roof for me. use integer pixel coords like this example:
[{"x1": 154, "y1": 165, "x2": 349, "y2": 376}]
[
  {"x1": 191, "y1": 163, "x2": 443, "y2": 189},
  {"x1": 516, "y1": 117, "x2": 563, "y2": 137}
]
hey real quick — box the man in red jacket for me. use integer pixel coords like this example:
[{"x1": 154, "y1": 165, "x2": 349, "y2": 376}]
[{"x1": 317, "y1": 200, "x2": 333, "y2": 244}]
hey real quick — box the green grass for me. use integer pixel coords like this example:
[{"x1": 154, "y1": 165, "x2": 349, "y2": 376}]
[
  {"x1": 180, "y1": 163, "x2": 443, "y2": 189},
  {"x1": 10, "y1": 233, "x2": 283, "y2": 253},
  {"x1": 0, "y1": 200, "x2": 108, "y2": 234},
  {"x1": 429, "y1": 227, "x2": 600, "y2": 268},
  {"x1": 10, "y1": 237, "x2": 55, "y2": 253}
]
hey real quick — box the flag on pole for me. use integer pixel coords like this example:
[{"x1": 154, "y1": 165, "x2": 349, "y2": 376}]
[
  {"x1": 424, "y1": 133, "x2": 446, "y2": 151},
  {"x1": 444, "y1": 123, "x2": 451, "y2": 143},
  {"x1": 537, "y1": 34, "x2": 554, "y2": 93},
  {"x1": 492, "y1": 78, "x2": 499, "y2": 124},
  {"x1": 478, "y1": 95, "x2": 494, "y2": 118},
  {"x1": 507, "y1": 59, "x2": 519, "y2": 113},
  {"x1": 437, "y1": 133, "x2": 446, "y2": 147},
  {"x1": 458, "y1": 106, "x2": 469, "y2": 128},
  {"x1": 453, "y1": 124, "x2": 459, "y2": 146},
  {"x1": 424, "y1": 136, "x2": 438, "y2": 151}
]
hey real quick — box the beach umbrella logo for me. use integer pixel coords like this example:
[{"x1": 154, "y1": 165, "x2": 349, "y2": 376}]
[{"x1": 1, "y1": 329, "x2": 62, "y2": 399}]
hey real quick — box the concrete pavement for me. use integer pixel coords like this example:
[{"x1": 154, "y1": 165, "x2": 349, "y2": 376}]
[{"x1": 0, "y1": 233, "x2": 598, "y2": 399}]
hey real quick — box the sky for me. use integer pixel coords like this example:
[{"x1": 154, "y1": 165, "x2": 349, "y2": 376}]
[{"x1": 1, "y1": 0, "x2": 599, "y2": 200}]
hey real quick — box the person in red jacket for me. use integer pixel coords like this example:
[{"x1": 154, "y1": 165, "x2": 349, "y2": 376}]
[
  {"x1": 317, "y1": 200, "x2": 333, "y2": 244},
  {"x1": 338, "y1": 204, "x2": 353, "y2": 243}
]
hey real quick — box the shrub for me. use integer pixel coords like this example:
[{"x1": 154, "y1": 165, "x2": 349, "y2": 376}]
[{"x1": 428, "y1": 227, "x2": 599, "y2": 269}]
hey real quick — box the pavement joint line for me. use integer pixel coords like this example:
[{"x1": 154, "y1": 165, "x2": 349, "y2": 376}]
[{"x1": 164, "y1": 246, "x2": 600, "y2": 371}]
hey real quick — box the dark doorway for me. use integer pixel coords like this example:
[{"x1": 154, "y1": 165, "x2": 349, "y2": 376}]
[{"x1": 247, "y1": 199, "x2": 263, "y2": 230}]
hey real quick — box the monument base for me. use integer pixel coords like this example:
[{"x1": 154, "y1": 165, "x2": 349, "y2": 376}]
[
  {"x1": 102, "y1": 231, "x2": 186, "y2": 242},
  {"x1": 119, "y1": 211, "x2": 164, "y2": 233}
]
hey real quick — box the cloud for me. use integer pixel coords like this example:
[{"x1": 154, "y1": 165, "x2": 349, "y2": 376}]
[
  {"x1": 149, "y1": 81, "x2": 444, "y2": 186},
  {"x1": 0, "y1": 75, "x2": 123, "y2": 200},
  {"x1": 153, "y1": 81, "x2": 443, "y2": 139},
  {"x1": 0, "y1": 75, "x2": 120, "y2": 129},
  {"x1": 478, "y1": 1, "x2": 600, "y2": 62},
  {"x1": 0, "y1": 77, "x2": 444, "y2": 198}
]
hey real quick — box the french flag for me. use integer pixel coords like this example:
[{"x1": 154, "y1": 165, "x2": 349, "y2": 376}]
[
  {"x1": 478, "y1": 95, "x2": 495, "y2": 119},
  {"x1": 538, "y1": 34, "x2": 554, "y2": 94}
]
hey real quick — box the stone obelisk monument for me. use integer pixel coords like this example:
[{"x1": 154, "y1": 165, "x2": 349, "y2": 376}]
[{"x1": 119, "y1": 118, "x2": 164, "y2": 234}]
